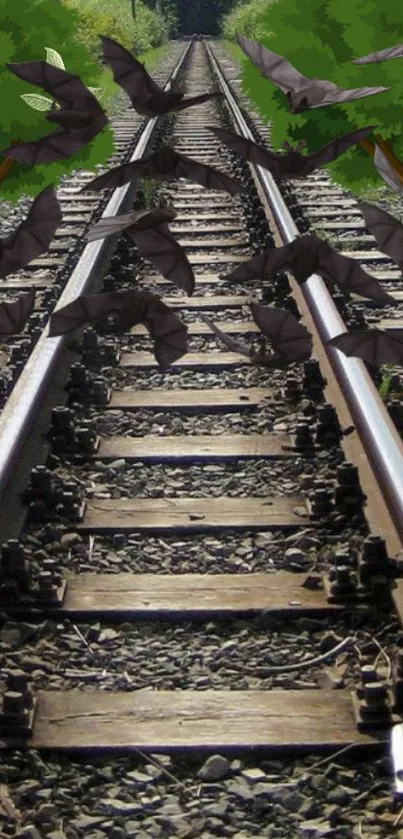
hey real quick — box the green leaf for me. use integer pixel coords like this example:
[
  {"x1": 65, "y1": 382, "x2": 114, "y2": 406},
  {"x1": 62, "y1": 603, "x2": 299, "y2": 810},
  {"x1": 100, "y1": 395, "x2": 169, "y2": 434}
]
[
  {"x1": 20, "y1": 93, "x2": 54, "y2": 111},
  {"x1": 44, "y1": 47, "x2": 65, "y2": 69}
]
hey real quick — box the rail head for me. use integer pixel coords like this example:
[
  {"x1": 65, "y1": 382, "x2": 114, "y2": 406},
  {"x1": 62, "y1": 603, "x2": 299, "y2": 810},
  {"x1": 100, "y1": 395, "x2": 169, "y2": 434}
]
[
  {"x1": 0, "y1": 39, "x2": 194, "y2": 504},
  {"x1": 205, "y1": 40, "x2": 403, "y2": 549}
]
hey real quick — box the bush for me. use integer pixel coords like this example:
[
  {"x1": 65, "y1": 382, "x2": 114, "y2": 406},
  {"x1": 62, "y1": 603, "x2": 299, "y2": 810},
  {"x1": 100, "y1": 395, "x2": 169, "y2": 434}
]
[
  {"x1": 221, "y1": 0, "x2": 275, "y2": 42},
  {"x1": 62, "y1": 0, "x2": 170, "y2": 57},
  {"x1": 224, "y1": 0, "x2": 403, "y2": 193}
]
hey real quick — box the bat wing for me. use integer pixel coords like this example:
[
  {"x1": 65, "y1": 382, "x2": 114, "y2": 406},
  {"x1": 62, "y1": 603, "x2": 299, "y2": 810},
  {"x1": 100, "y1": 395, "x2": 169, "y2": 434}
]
[
  {"x1": 86, "y1": 208, "x2": 176, "y2": 242},
  {"x1": 174, "y1": 92, "x2": 222, "y2": 112},
  {"x1": 372, "y1": 143, "x2": 403, "y2": 195},
  {"x1": 1, "y1": 127, "x2": 96, "y2": 165},
  {"x1": 0, "y1": 186, "x2": 62, "y2": 278},
  {"x1": 143, "y1": 296, "x2": 188, "y2": 367},
  {"x1": 316, "y1": 244, "x2": 394, "y2": 301},
  {"x1": 86, "y1": 212, "x2": 143, "y2": 242},
  {"x1": 249, "y1": 300, "x2": 312, "y2": 361},
  {"x1": 174, "y1": 151, "x2": 246, "y2": 194},
  {"x1": 0, "y1": 289, "x2": 36, "y2": 335},
  {"x1": 352, "y1": 43, "x2": 403, "y2": 64},
  {"x1": 80, "y1": 158, "x2": 150, "y2": 192},
  {"x1": 6, "y1": 60, "x2": 103, "y2": 113},
  {"x1": 3, "y1": 61, "x2": 107, "y2": 164},
  {"x1": 131, "y1": 224, "x2": 195, "y2": 295},
  {"x1": 220, "y1": 243, "x2": 296, "y2": 283},
  {"x1": 206, "y1": 125, "x2": 284, "y2": 175},
  {"x1": 304, "y1": 125, "x2": 376, "y2": 173},
  {"x1": 237, "y1": 35, "x2": 308, "y2": 95},
  {"x1": 48, "y1": 290, "x2": 138, "y2": 336},
  {"x1": 199, "y1": 313, "x2": 251, "y2": 357},
  {"x1": 100, "y1": 35, "x2": 164, "y2": 104},
  {"x1": 328, "y1": 329, "x2": 403, "y2": 365},
  {"x1": 358, "y1": 201, "x2": 403, "y2": 270},
  {"x1": 313, "y1": 82, "x2": 389, "y2": 107}
]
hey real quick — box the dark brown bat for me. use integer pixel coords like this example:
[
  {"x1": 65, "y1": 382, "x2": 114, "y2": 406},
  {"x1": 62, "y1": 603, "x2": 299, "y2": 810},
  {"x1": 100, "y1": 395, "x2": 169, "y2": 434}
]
[
  {"x1": 0, "y1": 288, "x2": 36, "y2": 335},
  {"x1": 220, "y1": 234, "x2": 393, "y2": 302},
  {"x1": 352, "y1": 44, "x2": 403, "y2": 64},
  {"x1": 358, "y1": 201, "x2": 403, "y2": 270},
  {"x1": 48, "y1": 288, "x2": 188, "y2": 366},
  {"x1": 100, "y1": 35, "x2": 221, "y2": 117},
  {"x1": 80, "y1": 145, "x2": 246, "y2": 194},
  {"x1": 328, "y1": 329, "x2": 403, "y2": 365},
  {"x1": 237, "y1": 34, "x2": 389, "y2": 113},
  {"x1": 200, "y1": 300, "x2": 312, "y2": 368},
  {"x1": 2, "y1": 61, "x2": 108, "y2": 164},
  {"x1": 207, "y1": 124, "x2": 376, "y2": 178},
  {"x1": 0, "y1": 186, "x2": 62, "y2": 278},
  {"x1": 249, "y1": 298, "x2": 312, "y2": 360},
  {"x1": 373, "y1": 143, "x2": 403, "y2": 195},
  {"x1": 86, "y1": 207, "x2": 195, "y2": 295}
]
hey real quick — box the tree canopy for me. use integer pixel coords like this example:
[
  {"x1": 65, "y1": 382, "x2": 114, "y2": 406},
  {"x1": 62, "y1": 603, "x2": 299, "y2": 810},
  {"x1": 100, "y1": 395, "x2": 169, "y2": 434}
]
[{"x1": 220, "y1": 0, "x2": 403, "y2": 193}]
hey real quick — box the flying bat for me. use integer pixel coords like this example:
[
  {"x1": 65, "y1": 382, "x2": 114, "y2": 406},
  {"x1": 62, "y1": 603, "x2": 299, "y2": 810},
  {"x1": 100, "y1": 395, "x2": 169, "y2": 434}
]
[
  {"x1": 0, "y1": 288, "x2": 36, "y2": 335},
  {"x1": 200, "y1": 300, "x2": 312, "y2": 368},
  {"x1": 237, "y1": 34, "x2": 389, "y2": 113},
  {"x1": 100, "y1": 35, "x2": 221, "y2": 117},
  {"x1": 86, "y1": 207, "x2": 195, "y2": 295},
  {"x1": 328, "y1": 329, "x2": 403, "y2": 365},
  {"x1": 220, "y1": 234, "x2": 393, "y2": 302},
  {"x1": 352, "y1": 43, "x2": 403, "y2": 64},
  {"x1": 48, "y1": 288, "x2": 188, "y2": 367},
  {"x1": 2, "y1": 61, "x2": 108, "y2": 164},
  {"x1": 0, "y1": 185, "x2": 62, "y2": 278},
  {"x1": 80, "y1": 145, "x2": 246, "y2": 194},
  {"x1": 372, "y1": 143, "x2": 403, "y2": 195},
  {"x1": 206, "y1": 124, "x2": 376, "y2": 178},
  {"x1": 358, "y1": 201, "x2": 403, "y2": 270}
]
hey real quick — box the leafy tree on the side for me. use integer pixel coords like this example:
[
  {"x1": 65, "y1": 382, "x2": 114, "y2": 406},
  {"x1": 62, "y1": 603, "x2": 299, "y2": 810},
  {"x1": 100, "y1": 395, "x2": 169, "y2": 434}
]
[
  {"x1": 0, "y1": 0, "x2": 115, "y2": 201},
  {"x1": 220, "y1": 0, "x2": 403, "y2": 193}
]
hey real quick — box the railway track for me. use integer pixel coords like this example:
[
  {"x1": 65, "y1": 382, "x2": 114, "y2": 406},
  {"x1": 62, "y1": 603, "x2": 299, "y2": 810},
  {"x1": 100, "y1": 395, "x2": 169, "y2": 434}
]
[{"x1": 1, "y1": 35, "x2": 403, "y2": 831}]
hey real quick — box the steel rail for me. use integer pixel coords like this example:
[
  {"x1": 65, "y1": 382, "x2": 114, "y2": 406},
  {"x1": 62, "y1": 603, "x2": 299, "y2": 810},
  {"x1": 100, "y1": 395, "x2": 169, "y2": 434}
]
[
  {"x1": 0, "y1": 40, "x2": 193, "y2": 506},
  {"x1": 206, "y1": 41, "x2": 403, "y2": 543}
]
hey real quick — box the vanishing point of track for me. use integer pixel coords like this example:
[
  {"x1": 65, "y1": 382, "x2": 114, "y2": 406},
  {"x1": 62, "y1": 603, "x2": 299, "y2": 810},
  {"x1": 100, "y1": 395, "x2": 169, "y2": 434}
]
[{"x1": 1, "y1": 38, "x2": 403, "y2": 761}]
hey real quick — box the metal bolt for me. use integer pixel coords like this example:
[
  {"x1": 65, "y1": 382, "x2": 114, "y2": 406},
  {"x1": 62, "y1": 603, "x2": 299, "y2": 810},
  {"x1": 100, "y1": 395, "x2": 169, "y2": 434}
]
[
  {"x1": 69, "y1": 363, "x2": 88, "y2": 387},
  {"x1": 2, "y1": 691, "x2": 26, "y2": 718},
  {"x1": 362, "y1": 535, "x2": 389, "y2": 566},
  {"x1": 361, "y1": 665, "x2": 377, "y2": 684},
  {"x1": 51, "y1": 406, "x2": 73, "y2": 432},
  {"x1": 30, "y1": 466, "x2": 52, "y2": 493},
  {"x1": 363, "y1": 682, "x2": 388, "y2": 703},
  {"x1": 294, "y1": 421, "x2": 315, "y2": 451},
  {"x1": 83, "y1": 328, "x2": 98, "y2": 349},
  {"x1": 337, "y1": 462, "x2": 360, "y2": 487}
]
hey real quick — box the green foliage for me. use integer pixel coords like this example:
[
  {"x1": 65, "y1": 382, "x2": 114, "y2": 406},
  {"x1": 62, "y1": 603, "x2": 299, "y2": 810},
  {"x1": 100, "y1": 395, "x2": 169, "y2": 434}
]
[
  {"x1": 62, "y1": 0, "x2": 170, "y2": 56},
  {"x1": 223, "y1": 0, "x2": 403, "y2": 194},
  {"x1": 0, "y1": 0, "x2": 115, "y2": 202},
  {"x1": 0, "y1": 0, "x2": 171, "y2": 203},
  {"x1": 378, "y1": 364, "x2": 395, "y2": 397},
  {"x1": 220, "y1": 0, "x2": 274, "y2": 41}
]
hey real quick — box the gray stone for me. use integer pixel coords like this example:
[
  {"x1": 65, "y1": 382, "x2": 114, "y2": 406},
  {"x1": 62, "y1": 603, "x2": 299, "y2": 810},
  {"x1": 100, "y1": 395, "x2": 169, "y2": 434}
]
[
  {"x1": 299, "y1": 821, "x2": 334, "y2": 837},
  {"x1": 99, "y1": 799, "x2": 143, "y2": 815},
  {"x1": 202, "y1": 799, "x2": 229, "y2": 818},
  {"x1": 227, "y1": 781, "x2": 254, "y2": 802},
  {"x1": 198, "y1": 754, "x2": 231, "y2": 780},
  {"x1": 72, "y1": 816, "x2": 105, "y2": 829},
  {"x1": 241, "y1": 767, "x2": 267, "y2": 784}
]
